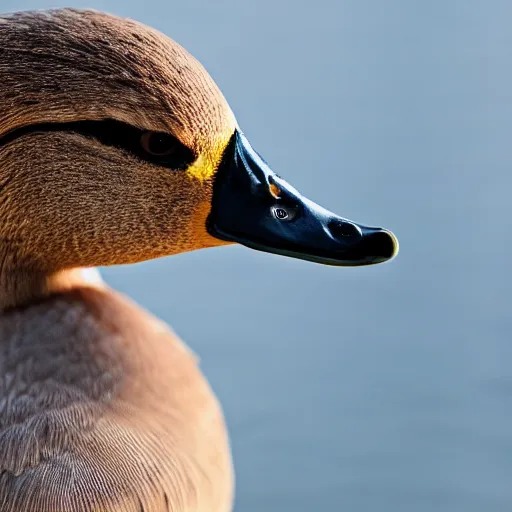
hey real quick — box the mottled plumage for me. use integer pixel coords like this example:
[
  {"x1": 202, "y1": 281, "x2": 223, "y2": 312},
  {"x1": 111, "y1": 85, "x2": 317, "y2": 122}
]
[{"x1": 0, "y1": 8, "x2": 235, "y2": 511}]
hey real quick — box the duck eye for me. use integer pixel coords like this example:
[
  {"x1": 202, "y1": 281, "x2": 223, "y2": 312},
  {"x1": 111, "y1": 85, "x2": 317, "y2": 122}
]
[{"x1": 140, "y1": 131, "x2": 178, "y2": 156}]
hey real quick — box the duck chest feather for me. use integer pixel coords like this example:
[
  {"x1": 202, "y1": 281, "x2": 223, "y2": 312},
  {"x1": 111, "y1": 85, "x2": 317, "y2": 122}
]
[{"x1": 0, "y1": 287, "x2": 233, "y2": 512}]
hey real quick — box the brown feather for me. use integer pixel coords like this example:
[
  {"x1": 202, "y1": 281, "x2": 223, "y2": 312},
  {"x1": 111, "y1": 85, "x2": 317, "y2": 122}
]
[
  {"x1": 0, "y1": 288, "x2": 233, "y2": 511},
  {"x1": 0, "y1": 8, "x2": 238, "y2": 511}
]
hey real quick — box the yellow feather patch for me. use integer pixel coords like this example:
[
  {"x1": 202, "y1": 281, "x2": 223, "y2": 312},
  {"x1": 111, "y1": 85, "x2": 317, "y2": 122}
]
[
  {"x1": 186, "y1": 131, "x2": 234, "y2": 182},
  {"x1": 187, "y1": 153, "x2": 217, "y2": 182}
]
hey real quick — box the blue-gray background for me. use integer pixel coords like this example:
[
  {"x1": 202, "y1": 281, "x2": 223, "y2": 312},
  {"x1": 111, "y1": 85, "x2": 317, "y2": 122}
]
[{"x1": 4, "y1": 1, "x2": 511, "y2": 510}]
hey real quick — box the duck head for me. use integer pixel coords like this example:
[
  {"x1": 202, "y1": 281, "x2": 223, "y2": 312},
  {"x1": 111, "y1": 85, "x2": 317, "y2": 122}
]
[{"x1": 0, "y1": 9, "x2": 398, "y2": 307}]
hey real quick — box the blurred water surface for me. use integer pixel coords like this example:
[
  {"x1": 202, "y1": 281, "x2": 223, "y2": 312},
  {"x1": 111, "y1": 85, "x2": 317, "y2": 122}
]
[{"x1": 4, "y1": 0, "x2": 512, "y2": 510}]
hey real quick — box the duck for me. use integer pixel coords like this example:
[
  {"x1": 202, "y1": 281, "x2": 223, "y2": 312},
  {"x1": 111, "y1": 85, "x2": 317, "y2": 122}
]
[{"x1": 0, "y1": 8, "x2": 398, "y2": 512}]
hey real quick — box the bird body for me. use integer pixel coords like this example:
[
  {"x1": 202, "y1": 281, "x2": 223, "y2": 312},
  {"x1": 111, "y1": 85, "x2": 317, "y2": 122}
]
[
  {"x1": 0, "y1": 286, "x2": 232, "y2": 511},
  {"x1": 0, "y1": 8, "x2": 397, "y2": 511}
]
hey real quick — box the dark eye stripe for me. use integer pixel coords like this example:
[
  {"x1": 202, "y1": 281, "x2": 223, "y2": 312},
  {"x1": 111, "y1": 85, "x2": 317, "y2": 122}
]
[{"x1": 0, "y1": 119, "x2": 196, "y2": 170}]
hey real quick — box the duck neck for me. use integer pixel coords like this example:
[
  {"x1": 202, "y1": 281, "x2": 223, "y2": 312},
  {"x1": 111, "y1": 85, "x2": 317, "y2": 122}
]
[{"x1": 0, "y1": 257, "x2": 105, "y2": 310}]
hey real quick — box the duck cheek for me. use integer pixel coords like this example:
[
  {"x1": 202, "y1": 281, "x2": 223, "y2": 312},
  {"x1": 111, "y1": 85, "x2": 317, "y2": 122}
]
[{"x1": 189, "y1": 200, "x2": 233, "y2": 250}]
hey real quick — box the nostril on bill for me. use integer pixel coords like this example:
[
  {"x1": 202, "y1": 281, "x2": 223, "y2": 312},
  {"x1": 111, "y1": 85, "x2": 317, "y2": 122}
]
[{"x1": 328, "y1": 220, "x2": 362, "y2": 242}]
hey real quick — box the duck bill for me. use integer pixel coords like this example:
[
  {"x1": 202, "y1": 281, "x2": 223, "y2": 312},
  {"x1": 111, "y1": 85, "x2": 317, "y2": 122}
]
[{"x1": 207, "y1": 130, "x2": 398, "y2": 266}]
